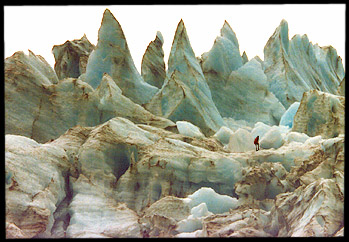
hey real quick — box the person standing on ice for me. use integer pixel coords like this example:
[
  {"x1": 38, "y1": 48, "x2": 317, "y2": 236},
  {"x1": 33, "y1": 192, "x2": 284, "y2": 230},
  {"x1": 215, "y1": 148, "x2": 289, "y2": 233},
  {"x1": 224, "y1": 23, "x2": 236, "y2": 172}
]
[{"x1": 254, "y1": 136, "x2": 260, "y2": 151}]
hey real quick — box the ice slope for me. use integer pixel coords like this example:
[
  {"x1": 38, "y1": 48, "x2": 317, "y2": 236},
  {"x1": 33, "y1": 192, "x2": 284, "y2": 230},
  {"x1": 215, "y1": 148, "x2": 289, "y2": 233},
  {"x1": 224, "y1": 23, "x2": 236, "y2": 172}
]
[
  {"x1": 264, "y1": 19, "x2": 345, "y2": 109},
  {"x1": 84, "y1": 9, "x2": 158, "y2": 104},
  {"x1": 145, "y1": 20, "x2": 224, "y2": 136},
  {"x1": 141, "y1": 31, "x2": 166, "y2": 89},
  {"x1": 52, "y1": 34, "x2": 95, "y2": 79}
]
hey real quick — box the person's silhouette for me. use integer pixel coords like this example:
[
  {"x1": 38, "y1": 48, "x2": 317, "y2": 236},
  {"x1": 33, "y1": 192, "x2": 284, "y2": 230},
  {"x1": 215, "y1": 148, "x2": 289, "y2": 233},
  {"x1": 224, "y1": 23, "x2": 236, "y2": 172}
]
[{"x1": 254, "y1": 136, "x2": 260, "y2": 151}]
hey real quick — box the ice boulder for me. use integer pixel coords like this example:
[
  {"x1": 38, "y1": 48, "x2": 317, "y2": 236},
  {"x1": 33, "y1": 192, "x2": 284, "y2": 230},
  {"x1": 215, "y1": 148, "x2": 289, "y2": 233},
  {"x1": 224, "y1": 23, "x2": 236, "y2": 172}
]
[
  {"x1": 176, "y1": 121, "x2": 205, "y2": 139},
  {"x1": 84, "y1": 9, "x2": 158, "y2": 104},
  {"x1": 190, "y1": 202, "x2": 213, "y2": 218},
  {"x1": 260, "y1": 126, "x2": 285, "y2": 149},
  {"x1": 176, "y1": 217, "x2": 203, "y2": 234},
  {"x1": 227, "y1": 128, "x2": 255, "y2": 153},
  {"x1": 250, "y1": 122, "x2": 272, "y2": 140},
  {"x1": 292, "y1": 89, "x2": 344, "y2": 138},
  {"x1": 186, "y1": 187, "x2": 238, "y2": 214},
  {"x1": 213, "y1": 126, "x2": 234, "y2": 145},
  {"x1": 303, "y1": 135, "x2": 322, "y2": 146},
  {"x1": 175, "y1": 203, "x2": 213, "y2": 234},
  {"x1": 285, "y1": 131, "x2": 309, "y2": 144},
  {"x1": 279, "y1": 102, "x2": 300, "y2": 128}
]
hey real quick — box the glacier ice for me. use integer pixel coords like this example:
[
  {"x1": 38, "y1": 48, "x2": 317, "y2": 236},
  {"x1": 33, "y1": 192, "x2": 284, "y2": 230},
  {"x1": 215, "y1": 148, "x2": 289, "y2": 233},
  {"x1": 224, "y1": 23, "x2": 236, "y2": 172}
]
[
  {"x1": 5, "y1": 49, "x2": 174, "y2": 143},
  {"x1": 303, "y1": 135, "x2": 322, "y2": 146},
  {"x1": 241, "y1": 51, "x2": 248, "y2": 64},
  {"x1": 176, "y1": 121, "x2": 205, "y2": 139},
  {"x1": 201, "y1": 21, "x2": 243, "y2": 79},
  {"x1": 141, "y1": 31, "x2": 166, "y2": 89},
  {"x1": 260, "y1": 126, "x2": 285, "y2": 149},
  {"x1": 200, "y1": 21, "x2": 285, "y2": 125},
  {"x1": 337, "y1": 77, "x2": 345, "y2": 96},
  {"x1": 5, "y1": 117, "x2": 344, "y2": 237},
  {"x1": 52, "y1": 34, "x2": 95, "y2": 80},
  {"x1": 186, "y1": 187, "x2": 238, "y2": 214},
  {"x1": 292, "y1": 89, "x2": 344, "y2": 138},
  {"x1": 223, "y1": 117, "x2": 253, "y2": 132},
  {"x1": 5, "y1": 50, "x2": 61, "y2": 141},
  {"x1": 213, "y1": 126, "x2": 234, "y2": 145},
  {"x1": 84, "y1": 9, "x2": 158, "y2": 104},
  {"x1": 279, "y1": 101, "x2": 300, "y2": 128},
  {"x1": 5, "y1": 135, "x2": 71, "y2": 238},
  {"x1": 224, "y1": 58, "x2": 285, "y2": 124},
  {"x1": 175, "y1": 203, "x2": 213, "y2": 234},
  {"x1": 66, "y1": 175, "x2": 141, "y2": 238},
  {"x1": 264, "y1": 19, "x2": 344, "y2": 109},
  {"x1": 285, "y1": 131, "x2": 309, "y2": 144},
  {"x1": 145, "y1": 19, "x2": 224, "y2": 136},
  {"x1": 250, "y1": 122, "x2": 272, "y2": 140},
  {"x1": 190, "y1": 202, "x2": 213, "y2": 218},
  {"x1": 227, "y1": 128, "x2": 255, "y2": 153}
]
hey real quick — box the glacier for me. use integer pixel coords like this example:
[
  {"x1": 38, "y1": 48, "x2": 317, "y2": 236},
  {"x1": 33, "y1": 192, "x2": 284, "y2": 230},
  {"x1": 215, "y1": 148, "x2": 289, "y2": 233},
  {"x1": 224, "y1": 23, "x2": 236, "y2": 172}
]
[
  {"x1": 145, "y1": 19, "x2": 224, "y2": 136},
  {"x1": 84, "y1": 9, "x2": 158, "y2": 105},
  {"x1": 52, "y1": 34, "x2": 95, "y2": 80},
  {"x1": 200, "y1": 22, "x2": 285, "y2": 125},
  {"x1": 264, "y1": 19, "x2": 344, "y2": 109},
  {"x1": 292, "y1": 89, "x2": 344, "y2": 138},
  {"x1": 141, "y1": 31, "x2": 166, "y2": 89},
  {"x1": 5, "y1": 8, "x2": 344, "y2": 238},
  {"x1": 279, "y1": 101, "x2": 300, "y2": 128}
]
